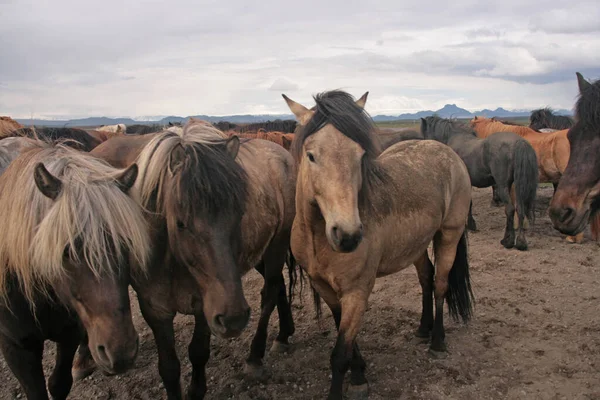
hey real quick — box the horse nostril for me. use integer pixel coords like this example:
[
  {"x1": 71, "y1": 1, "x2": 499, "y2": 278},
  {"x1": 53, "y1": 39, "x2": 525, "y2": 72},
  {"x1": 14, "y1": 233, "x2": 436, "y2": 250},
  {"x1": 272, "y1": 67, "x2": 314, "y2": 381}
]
[
  {"x1": 214, "y1": 314, "x2": 225, "y2": 329},
  {"x1": 560, "y1": 207, "x2": 574, "y2": 223},
  {"x1": 97, "y1": 345, "x2": 108, "y2": 363}
]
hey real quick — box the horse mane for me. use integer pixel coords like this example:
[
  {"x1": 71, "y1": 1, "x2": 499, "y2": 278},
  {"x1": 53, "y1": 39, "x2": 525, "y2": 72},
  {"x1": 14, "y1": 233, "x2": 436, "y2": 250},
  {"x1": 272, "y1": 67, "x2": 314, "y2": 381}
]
[
  {"x1": 126, "y1": 124, "x2": 165, "y2": 135},
  {"x1": 0, "y1": 137, "x2": 39, "y2": 175},
  {"x1": 423, "y1": 116, "x2": 476, "y2": 143},
  {"x1": 491, "y1": 117, "x2": 524, "y2": 126},
  {"x1": 0, "y1": 116, "x2": 24, "y2": 138},
  {"x1": 292, "y1": 90, "x2": 391, "y2": 218},
  {"x1": 8, "y1": 127, "x2": 101, "y2": 151},
  {"x1": 133, "y1": 120, "x2": 248, "y2": 227},
  {"x1": 0, "y1": 144, "x2": 150, "y2": 305},
  {"x1": 575, "y1": 78, "x2": 600, "y2": 129},
  {"x1": 530, "y1": 107, "x2": 575, "y2": 130},
  {"x1": 218, "y1": 120, "x2": 297, "y2": 134}
]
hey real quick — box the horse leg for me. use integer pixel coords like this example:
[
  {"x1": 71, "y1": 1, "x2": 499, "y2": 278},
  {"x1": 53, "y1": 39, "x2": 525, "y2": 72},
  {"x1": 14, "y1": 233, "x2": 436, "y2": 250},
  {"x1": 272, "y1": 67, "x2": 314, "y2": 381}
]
[
  {"x1": 272, "y1": 272, "x2": 295, "y2": 352},
  {"x1": 494, "y1": 184, "x2": 515, "y2": 249},
  {"x1": 48, "y1": 328, "x2": 81, "y2": 400},
  {"x1": 0, "y1": 336, "x2": 48, "y2": 400},
  {"x1": 430, "y1": 229, "x2": 465, "y2": 353},
  {"x1": 139, "y1": 300, "x2": 182, "y2": 400},
  {"x1": 245, "y1": 261, "x2": 280, "y2": 378},
  {"x1": 467, "y1": 200, "x2": 478, "y2": 231},
  {"x1": 328, "y1": 292, "x2": 369, "y2": 400},
  {"x1": 491, "y1": 184, "x2": 502, "y2": 207},
  {"x1": 71, "y1": 333, "x2": 96, "y2": 381},
  {"x1": 414, "y1": 251, "x2": 434, "y2": 339},
  {"x1": 185, "y1": 314, "x2": 211, "y2": 400},
  {"x1": 514, "y1": 188, "x2": 529, "y2": 251}
]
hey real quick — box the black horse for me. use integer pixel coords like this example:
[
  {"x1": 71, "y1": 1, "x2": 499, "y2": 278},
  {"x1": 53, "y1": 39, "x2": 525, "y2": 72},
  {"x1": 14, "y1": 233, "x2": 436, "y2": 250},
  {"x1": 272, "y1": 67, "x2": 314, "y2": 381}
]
[
  {"x1": 421, "y1": 116, "x2": 539, "y2": 250},
  {"x1": 529, "y1": 108, "x2": 574, "y2": 131},
  {"x1": 6, "y1": 127, "x2": 102, "y2": 151}
]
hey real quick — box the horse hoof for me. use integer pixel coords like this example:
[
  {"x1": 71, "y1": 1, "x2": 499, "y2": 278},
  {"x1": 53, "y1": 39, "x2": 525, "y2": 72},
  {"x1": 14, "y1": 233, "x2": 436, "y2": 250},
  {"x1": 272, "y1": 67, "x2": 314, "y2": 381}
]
[
  {"x1": 500, "y1": 238, "x2": 514, "y2": 249},
  {"x1": 414, "y1": 328, "x2": 430, "y2": 339},
  {"x1": 428, "y1": 347, "x2": 448, "y2": 359},
  {"x1": 515, "y1": 240, "x2": 528, "y2": 251},
  {"x1": 71, "y1": 361, "x2": 97, "y2": 381},
  {"x1": 347, "y1": 383, "x2": 369, "y2": 400},
  {"x1": 270, "y1": 340, "x2": 291, "y2": 354},
  {"x1": 566, "y1": 235, "x2": 583, "y2": 244},
  {"x1": 243, "y1": 362, "x2": 268, "y2": 381}
]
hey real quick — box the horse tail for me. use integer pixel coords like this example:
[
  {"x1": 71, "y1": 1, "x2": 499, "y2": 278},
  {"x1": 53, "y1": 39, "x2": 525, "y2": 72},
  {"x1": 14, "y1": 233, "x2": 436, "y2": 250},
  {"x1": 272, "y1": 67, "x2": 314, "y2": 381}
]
[
  {"x1": 591, "y1": 212, "x2": 600, "y2": 243},
  {"x1": 285, "y1": 247, "x2": 304, "y2": 306},
  {"x1": 445, "y1": 231, "x2": 474, "y2": 323},
  {"x1": 513, "y1": 139, "x2": 539, "y2": 224}
]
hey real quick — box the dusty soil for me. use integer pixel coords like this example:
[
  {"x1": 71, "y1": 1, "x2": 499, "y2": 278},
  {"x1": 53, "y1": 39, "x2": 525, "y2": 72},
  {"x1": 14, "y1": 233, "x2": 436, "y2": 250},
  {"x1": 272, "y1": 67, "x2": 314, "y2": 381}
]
[{"x1": 2, "y1": 186, "x2": 599, "y2": 400}]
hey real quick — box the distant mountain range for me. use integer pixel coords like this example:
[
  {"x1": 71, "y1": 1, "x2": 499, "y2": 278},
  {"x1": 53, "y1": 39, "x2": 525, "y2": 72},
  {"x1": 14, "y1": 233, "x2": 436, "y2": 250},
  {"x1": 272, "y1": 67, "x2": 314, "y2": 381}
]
[{"x1": 13, "y1": 104, "x2": 573, "y2": 127}]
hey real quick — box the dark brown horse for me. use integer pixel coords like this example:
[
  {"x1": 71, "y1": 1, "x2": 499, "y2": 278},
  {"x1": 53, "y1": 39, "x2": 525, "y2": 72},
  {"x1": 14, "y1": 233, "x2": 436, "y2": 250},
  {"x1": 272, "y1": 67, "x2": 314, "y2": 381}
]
[
  {"x1": 550, "y1": 72, "x2": 600, "y2": 243},
  {"x1": 73, "y1": 119, "x2": 298, "y2": 399},
  {"x1": 530, "y1": 108, "x2": 575, "y2": 131},
  {"x1": 5, "y1": 127, "x2": 103, "y2": 151},
  {"x1": 0, "y1": 141, "x2": 150, "y2": 399},
  {"x1": 284, "y1": 90, "x2": 473, "y2": 399}
]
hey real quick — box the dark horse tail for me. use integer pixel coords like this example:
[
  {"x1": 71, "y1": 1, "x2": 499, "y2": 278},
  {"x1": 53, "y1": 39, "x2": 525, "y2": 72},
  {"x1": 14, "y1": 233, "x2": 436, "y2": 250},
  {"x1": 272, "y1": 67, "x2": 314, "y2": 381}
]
[
  {"x1": 285, "y1": 247, "x2": 303, "y2": 306},
  {"x1": 513, "y1": 139, "x2": 539, "y2": 223},
  {"x1": 445, "y1": 231, "x2": 474, "y2": 323}
]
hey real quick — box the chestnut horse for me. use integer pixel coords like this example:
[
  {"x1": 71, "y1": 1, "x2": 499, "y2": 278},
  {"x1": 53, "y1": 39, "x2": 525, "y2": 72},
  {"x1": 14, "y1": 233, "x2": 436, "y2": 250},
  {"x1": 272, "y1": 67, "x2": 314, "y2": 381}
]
[
  {"x1": 73, "y1": 120, "x2": 297, "y2": 399},
  {"x1": 550, "y1": 72, "x2": 600, "y2": 243},
  {"x1": 225, "y1": 129, "x2": 295, "y2": 151},
  {"x1": 0, "y1": 116, "x2": 23, "y2": 138},
  {"x1": 0, "y1": 141, "x2": 150, "y2": 399},
  {"x1": 284, "y1": 90, "x2": 473, "y2": 399}
]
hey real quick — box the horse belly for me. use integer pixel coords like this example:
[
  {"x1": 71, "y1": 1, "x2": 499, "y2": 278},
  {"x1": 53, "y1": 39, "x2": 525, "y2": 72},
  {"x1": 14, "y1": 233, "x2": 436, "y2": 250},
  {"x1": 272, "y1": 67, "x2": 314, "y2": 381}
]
[{"x1": 376, "y1": 219, "x2": 438, "y2": 277}]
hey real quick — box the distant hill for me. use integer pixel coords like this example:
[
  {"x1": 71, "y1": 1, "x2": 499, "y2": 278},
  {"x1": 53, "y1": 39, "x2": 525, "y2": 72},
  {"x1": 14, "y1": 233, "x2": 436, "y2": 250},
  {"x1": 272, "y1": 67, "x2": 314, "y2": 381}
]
[{"x1": 13, "y1": 104, "x2": 573, "y2": 126}]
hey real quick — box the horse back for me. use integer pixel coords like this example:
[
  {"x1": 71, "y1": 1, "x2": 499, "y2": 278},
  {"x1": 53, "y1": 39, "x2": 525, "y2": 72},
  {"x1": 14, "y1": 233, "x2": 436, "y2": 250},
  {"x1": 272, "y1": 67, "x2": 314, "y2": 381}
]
[{"x1": 90, "y1": 134, "x2": 157, "y2": 167}]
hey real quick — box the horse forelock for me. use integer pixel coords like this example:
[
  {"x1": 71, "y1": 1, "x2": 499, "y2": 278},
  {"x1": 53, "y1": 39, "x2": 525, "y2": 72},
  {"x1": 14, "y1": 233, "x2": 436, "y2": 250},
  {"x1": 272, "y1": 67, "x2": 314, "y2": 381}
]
[
  {"x1": 575, "y1": 77, "x2": 600, "y2": 129},
  {"x1": 134, "y1": 125, "x2": 248, "y2": 227},
  {"x1": 0, "y1": 145, "x2": 150, "y2": 305},
  {"x1": 292, "y1": 90, "x2": 391, "y2": 220}
]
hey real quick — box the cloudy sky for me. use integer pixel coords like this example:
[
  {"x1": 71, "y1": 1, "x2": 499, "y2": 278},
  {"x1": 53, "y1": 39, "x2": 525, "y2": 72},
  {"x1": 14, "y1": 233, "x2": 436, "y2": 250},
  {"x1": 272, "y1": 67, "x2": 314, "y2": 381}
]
[{"x1": 1, "y1": 0, "x2": 599, "y2": 119}]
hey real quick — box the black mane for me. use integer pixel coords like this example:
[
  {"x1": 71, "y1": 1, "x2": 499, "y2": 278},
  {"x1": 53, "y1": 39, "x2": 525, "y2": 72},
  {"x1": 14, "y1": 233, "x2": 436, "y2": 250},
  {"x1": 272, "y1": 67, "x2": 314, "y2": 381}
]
[
  {"x1": 529, "y1": 107, "x2": 574, "y2": 131},
  {"x1": 8, "y1": 127, "x2": 101, "y2": 151},
  {"x1": 575, "y1": 79, "x2": 600, "y2": 129},
  {"x1": 126, "y1": 124, "x2": 165, "y2": 135},
  {"x1": 169, "y1": 135, "x2": 248, "y2": 225},
  {"x1": 292, "y1": 90, "x2": 379, "y2": 160},
  {"x1": 422, "y1": 116, "x2": 476, "y2": 143},
  {"x1": 292, "y1": 90, "x2": 390, "y2": 218}
]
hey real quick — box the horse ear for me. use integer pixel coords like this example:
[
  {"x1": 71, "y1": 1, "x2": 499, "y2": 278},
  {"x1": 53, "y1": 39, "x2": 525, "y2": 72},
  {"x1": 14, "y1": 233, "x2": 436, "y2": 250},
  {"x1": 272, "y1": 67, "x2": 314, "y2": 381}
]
[
  {"x1": 576, "y1": 72, "x2": 591, "y2": 93},
  {"x1": 225, "y1": 136, "x2": 240, "y2": 159},
  {"x1": 355, "y1": 92, "x2": 369, "y2": 109},
  {"x1": 281, "y1": 135, "x2": 292, "y2": 150},
  {"x1": 115, "y1": 164, "x2": 138, "y2": 193},
  {"x1": 168, "y1": 144, "x2": 186, "y2": 175},
  {"x1": 282, "y1": 94, "x2": 313, "y2": 125},
  {"x1": 34, "y1": 163, "x2": 62, "y2": 200},
  {"x1": 474, "y1": 116, "x2": 478, "y2": 120}
]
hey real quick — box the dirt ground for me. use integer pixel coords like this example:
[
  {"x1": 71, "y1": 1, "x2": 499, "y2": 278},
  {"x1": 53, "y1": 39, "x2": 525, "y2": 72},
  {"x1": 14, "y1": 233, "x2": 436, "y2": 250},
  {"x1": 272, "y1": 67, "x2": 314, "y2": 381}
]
[{"x1": 2, "y1": 186, "x2": 599, "y2": 400}]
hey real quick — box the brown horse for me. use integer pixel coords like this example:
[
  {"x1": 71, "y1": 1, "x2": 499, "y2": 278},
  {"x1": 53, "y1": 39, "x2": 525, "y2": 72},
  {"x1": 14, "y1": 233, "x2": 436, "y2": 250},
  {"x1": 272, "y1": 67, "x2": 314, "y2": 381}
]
[
  {"x1": 375, "y1": 127, "x2": 423, "y2": 149},
  {"x1": 550, "y1": 72, "x2": 600, "y2": 243},
  {"x1": 0, "y1": 141, "x2": 150, "y2": 399},
  {"x1": 0, "y1": 116, "x2": 23, "y2": 138},
  {"x1": 470, "y1": 116, "x2": 588, "y2": 243},
  {"x1": 284, "y1": 90, "x2": 474, "y2": 399},
  {"x1": 225, "y1": 129, "x2": 295, "y2": 151},
  {"x1": 6, "y1": 127, "x2": 104, "y2": 152},
  {"x1": 73, "y1": 120, "x2": 297, "y2": 398}
]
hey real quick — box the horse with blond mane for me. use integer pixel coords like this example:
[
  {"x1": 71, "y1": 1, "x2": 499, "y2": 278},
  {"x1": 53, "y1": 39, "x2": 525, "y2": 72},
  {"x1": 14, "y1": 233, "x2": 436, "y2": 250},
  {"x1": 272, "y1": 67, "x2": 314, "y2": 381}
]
[
  {"x1": 0, "y1": 141, "x2": 150, "y2": 399},
  {"x1": 72, "y1": 118, "x2": 298, "y2": 398},
  {"x1": 284, "y1": 90, "x2": 473, "y2": 399},
  {"x1": 550, "y1": 72, "x2": 600, "y2": 244}
]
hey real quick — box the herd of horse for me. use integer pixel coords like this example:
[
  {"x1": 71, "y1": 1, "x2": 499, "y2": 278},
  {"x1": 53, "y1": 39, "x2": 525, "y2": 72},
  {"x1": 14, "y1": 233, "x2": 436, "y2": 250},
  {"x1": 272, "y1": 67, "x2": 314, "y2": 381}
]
[{"x1": 0, "y1": 71, "x2": 597, "y2": 400}]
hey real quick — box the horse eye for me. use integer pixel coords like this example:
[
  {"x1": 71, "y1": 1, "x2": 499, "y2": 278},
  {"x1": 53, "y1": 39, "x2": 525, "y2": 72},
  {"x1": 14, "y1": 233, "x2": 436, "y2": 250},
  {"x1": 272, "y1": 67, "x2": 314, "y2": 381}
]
[
  {"x1": 307, "y1": 152, "x2": 315, "y2": 163},
  {"x1": 176, "y1": 220, "x2": 186, "y2": 230}
]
